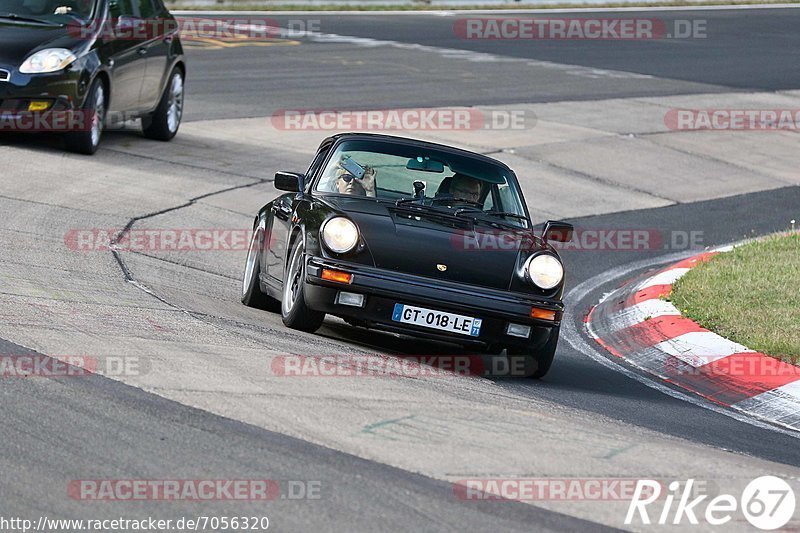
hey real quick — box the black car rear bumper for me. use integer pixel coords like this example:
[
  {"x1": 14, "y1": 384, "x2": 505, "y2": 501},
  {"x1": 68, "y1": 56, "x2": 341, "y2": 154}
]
[{"x1": 303, "y1": 255, "x2": 562, "y2": 350}]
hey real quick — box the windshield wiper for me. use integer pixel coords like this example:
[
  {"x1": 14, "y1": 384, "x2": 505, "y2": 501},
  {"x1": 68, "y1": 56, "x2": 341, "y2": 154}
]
[
  {"x1": 55, "y1": 11, "x2": 87, "y2": 22},
  {"x1": 453, "y1": 209, "x2": 530, "y2": 228},
  {"x1": 0, "y1": 12, "x2": 60, "y2": 25},
  {"x1": 391, "y1": 201, "x2": 465, "y2": 220},
  {"x1": 395, "y1": 197, "x2": 421, "y2": 206},
  {"x1": 483, "y1": 211, "x2": 530, "y2": 222}
]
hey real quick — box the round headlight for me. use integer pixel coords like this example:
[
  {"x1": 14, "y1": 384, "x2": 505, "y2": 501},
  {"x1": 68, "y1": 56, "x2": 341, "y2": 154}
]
[
  {"x1": 20, "y1": 49, "x2": 78, "y2": 74},
  {"x1": 526, "y1": 254, "x2": 564, "y2": 290},
  {"x1": 321, "y1": 217, "x2": 359, "y2": 254}
]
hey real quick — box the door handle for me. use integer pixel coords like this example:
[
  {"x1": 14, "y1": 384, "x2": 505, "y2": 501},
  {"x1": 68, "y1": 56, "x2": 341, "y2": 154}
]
[{"x1": 137, "y1": 47, "x2": 147, "y2": 56}]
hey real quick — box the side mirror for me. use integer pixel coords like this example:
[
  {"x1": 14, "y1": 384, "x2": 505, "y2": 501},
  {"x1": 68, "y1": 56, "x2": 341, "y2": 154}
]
[
  {"x1": 274, "y1": 171, "x2": 304, "y2": 192},
  {"x1": 542, "y1": 220, "x2": 574, "y2": 243}
]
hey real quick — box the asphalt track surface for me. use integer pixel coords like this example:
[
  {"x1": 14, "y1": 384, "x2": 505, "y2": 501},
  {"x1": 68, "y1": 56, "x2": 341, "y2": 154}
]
[
  {"x1": 2, "y1": 8, "x2": 800, "y2": 532},
  {"x1": 184, "y1": 9, "x2": 800, "y2": 120}
]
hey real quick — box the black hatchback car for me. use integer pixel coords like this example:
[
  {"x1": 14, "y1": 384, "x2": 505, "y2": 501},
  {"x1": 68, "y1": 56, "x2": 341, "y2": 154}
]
[
  {"x1": 0, "y1": 0, "x2": 184, "y2": 154},
  {"x1": 241, "y1": 134, "x2": 574, "y2": 378}
]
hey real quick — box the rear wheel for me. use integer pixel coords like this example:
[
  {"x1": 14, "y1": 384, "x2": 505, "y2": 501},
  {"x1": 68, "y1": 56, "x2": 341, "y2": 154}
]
[
  {"x1": 506, "y1": 328, "x2": 559, "y2": 379},
  {"x1": 241, "y1": 225, "x2": 280, "y2": 311},
  {"x1": 64, "y1": 78, "x2": 105, "y2": 155},
  {"x1": 281, "y1": 239, "x2": 325, "y2": 332},
  {"x1": 142, "y1": 68, "x2": 184, "y2": 141}
]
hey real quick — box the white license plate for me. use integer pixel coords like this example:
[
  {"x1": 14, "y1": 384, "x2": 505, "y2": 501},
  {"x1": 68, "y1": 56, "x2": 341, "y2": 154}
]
[{"x1": 391, "y1": 303, "x2": 482, "y2": 337}]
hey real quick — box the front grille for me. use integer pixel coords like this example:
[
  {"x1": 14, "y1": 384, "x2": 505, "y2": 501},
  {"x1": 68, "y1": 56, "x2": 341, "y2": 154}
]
[{"x1": 0, "y1": 69, "x2": 9, "y2": 82}]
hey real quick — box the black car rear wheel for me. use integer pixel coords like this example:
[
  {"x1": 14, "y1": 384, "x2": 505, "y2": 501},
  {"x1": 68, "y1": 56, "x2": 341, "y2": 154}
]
[
  {"x1": 506, "y1": 328, "x2": 559, "y2": 379},
  {"x1": 142, "y1": 68, "x2": 184, "y2": 141},
  {"x1": 64, "y1": 78, "x2": 105, "y2": 155},
  {"x1": 281, "y1": 239, "x2": 325, "y2": 332},
  {"x1": 241, "y1": 225, "x2": 280, "y2": 311}
]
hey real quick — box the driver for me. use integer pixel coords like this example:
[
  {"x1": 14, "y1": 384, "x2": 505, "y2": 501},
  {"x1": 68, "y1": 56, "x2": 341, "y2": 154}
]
[
  {"x1": 334, "y1": 165, "x2": 376, "y2": 197},
  {"x1": 449, "y1": 173, "x2": 482, "y2": 204}
]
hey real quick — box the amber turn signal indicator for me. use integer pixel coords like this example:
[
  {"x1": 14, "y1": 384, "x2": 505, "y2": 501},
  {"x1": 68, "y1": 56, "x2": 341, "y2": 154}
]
[
  {"x1": 28, "y1": 101, "x2": 51, "y2": 112},
  {"x1": 530, "y1": 307, "x2": 557, "y2": 321},
  {"x1": 321, "y1": 269, "x2": 353, "y2": 284}
]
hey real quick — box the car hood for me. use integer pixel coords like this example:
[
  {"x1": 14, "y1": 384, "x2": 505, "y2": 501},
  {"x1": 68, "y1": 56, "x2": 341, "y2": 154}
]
[
  {"x1": 322, "y1": 196, "x2": 542, "y2": 291},
  {"x1": 0, "y1": 21, "x2": 80, "y2": 66}
]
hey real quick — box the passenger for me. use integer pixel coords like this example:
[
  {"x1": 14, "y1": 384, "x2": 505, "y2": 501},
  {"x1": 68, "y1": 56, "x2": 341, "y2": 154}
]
[{"x1": 449, "y1": 173, "x2": 482, "y2": 204}]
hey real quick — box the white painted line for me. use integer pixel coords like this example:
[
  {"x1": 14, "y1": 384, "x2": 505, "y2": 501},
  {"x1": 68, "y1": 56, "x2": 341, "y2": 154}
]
[
  {"x1": 637, "y1": 267, "x2": 689, "y2": 290},
  {"x1": 655, "y1": 331, "x2": 755, "y2": 367},
  {"x1": 603, "y1": 298, "x2": 680, "y2": 333},
  {"x1": 734, "y1": 380, "x2": 800, "y2": 431},
  {"x1": 221, "y1": 22, "x2": 654, "y2": 80},
  {"x1": 567, "y1": 250, "x2": 800, "y2": 438},
  {"x1": 762, "y1": 380, "x2": 800, "y2": 402},
  {"x1": 175, "y1": 5, "x2": 800, "y2": 16},
  {"x1": 191, "y1": 16, "x2": 658, "y2": 80}
]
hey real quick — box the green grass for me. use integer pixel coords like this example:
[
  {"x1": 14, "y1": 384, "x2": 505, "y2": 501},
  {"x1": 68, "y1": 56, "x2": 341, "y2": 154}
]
[
  {"x1": 670, "y1": 233, "x2": 800, "y2": 364},
  {"x1": 166, "y1": 0, "x2": 800, "y2": 11}
]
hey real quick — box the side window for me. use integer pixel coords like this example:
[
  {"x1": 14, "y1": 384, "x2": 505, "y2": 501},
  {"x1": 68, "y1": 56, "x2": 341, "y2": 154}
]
[
  {"x1": 109, "y1": 0, "x2": 134, "y2": 18},
  {"x1": 305, "y1": 148, "x2": 330, "y2": 192},
  {"x1": 497, "y1": 184, "x2": 514, "y2": 212},
  {"x1": 483, "y1": 186, "x2": 495, "y2": 211},
  {"x1": 137, "y1": 0, "x2": 155, "y2": 18},
  {"x1": 149, "y1": 0, "x2": 166, "y2": 14}
]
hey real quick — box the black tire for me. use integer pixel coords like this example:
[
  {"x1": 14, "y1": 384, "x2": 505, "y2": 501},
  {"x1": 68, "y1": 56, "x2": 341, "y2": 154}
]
[
  {"x1": 142, "y1": 68, "x2": 184, "y2": 141},
  {"x1": 241, "y1": 225, "x2": 280, "y2": 311},
  {"x1": 281, "y1": 238, "x2": 325, "y2": 333},
  {"x1": 64, "y1": 78, "x2": 105, "y2": 155},
  {"x1": 506, "y1": 327, "x2": 559, "y2": 379}
]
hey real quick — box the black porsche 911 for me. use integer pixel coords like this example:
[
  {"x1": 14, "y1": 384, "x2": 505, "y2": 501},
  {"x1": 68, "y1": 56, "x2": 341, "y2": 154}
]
[
  {"x1": 0, "y1": 0, "x2": 184, "y2": 154},
  {"x1": 241, "y1": 133, "x2": 573, "y2": 378}
]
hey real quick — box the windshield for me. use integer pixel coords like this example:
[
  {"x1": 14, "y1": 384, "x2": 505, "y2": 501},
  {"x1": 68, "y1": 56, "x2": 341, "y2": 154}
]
[
  {"x1": 0, "y1": 0, "x2": 96, "y2": 22},
  {"x1": 315, "y1": 139, "x2": 529, "y2": 228}
]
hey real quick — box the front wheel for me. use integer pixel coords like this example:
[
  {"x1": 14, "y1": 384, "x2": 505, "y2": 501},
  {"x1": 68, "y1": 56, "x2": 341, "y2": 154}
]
[
  {"x1": 506, "y1": 327, "x2": 559, "y2": 379},
  {"x1": 281, "y1": 239, "x2": 325, "y2": 332},
  {"x1": 241, "y1": 225, "x2": 280, "y2": 311},
  {"x1": 142, "y1": 68, "x2": 184, "y2": 141},
  {"x1": 64, "y1": 78, "x2": 105, "y2": 155}
]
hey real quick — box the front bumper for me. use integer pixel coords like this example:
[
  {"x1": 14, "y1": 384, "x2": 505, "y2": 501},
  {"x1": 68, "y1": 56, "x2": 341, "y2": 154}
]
[
  {"x1": 0, "y1": 64, "x2": 89, "y2": 134},
  {"x1": 0, "y1": 69, "x2": 85, "y2": 134},
  {"x1": 303, "y1": 256, "x2": 563, "y2": 350},
  {"x1": 0, "y1": 66, "x2": 83, "y2": 108}
]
